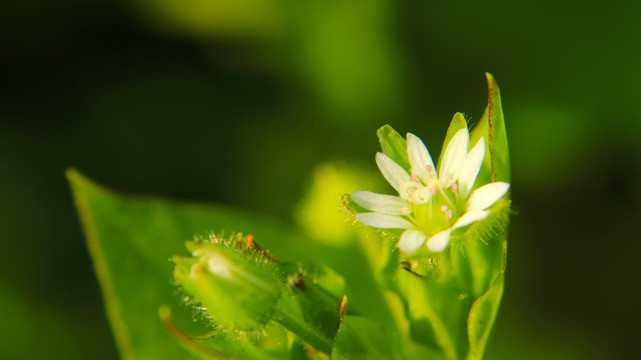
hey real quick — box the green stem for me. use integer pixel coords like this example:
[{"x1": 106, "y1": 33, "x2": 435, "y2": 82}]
[{"x1": 272, "y1": 308, "x2": 333, "y2": 355}]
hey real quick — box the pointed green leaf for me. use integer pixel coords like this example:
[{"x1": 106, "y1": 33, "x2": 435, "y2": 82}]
[
  {"x1": 466, "y1": 263, "x2": 505, "y2": 360},
  {"x1": 67, "y1": 169, "x2": 303, "y2": 359}
]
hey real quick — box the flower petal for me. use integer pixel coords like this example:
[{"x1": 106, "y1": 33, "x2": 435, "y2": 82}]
[
  {"x1": 407, "y1": 133, "x2": 435, "y2": 182},
  {"x1": 457, "y1": 137, "x2": 486, "y2": 198},
  {"x1": 356, "y1": 213, "x2": 413, "y2": 229},
  {"x1": 426, "y1": 228, "x2": 451, "y2": 253},
  {"x1": 466, "y1": 182, "x2": 510, "y2": 211},
  {"x1": 376, "y1": 152, "x2": 411, "y2": 194},
  {"x1": 398, "y1": 229, "x2": 427, "y2": 254},
  {"x1": 439, "y1": 128, "x2": 470, "y2": 188},
  {"x1": 351, "y1": 191, "x2": 409, "y2": 215},
  {"x1": 207, "y1": 253, "x2": 235, "y2": 280},
  {"x1": 452, "y1": 210, "x2": 490, "y2": 230}
]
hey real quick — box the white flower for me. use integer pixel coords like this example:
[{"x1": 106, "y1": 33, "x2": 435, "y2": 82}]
[{"x1": 352, "y1": 128, "x2": 510, "y2": 254}]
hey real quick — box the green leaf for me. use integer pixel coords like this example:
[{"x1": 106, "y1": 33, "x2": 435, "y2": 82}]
[
  {"x1": 466, "y1": 248, "x2": 506, "y2": 360},
  {"x1": 397, "y1": 269, "x2": 471, "y2": 360},
  {"x1": 331, "y1": 315, "x2": 398, "y2": 360},
  {"x1": 67, "y1": 169, "x2": 303, "y2": 359},
  {"x1": 377, "y1": 125, "x2": 411, "y2": 171}
]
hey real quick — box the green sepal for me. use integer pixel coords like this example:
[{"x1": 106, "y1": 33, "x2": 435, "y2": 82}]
[
  {"x1": 437, "y1": 112, "x2": 468, "y2": 171},
  {"x1": 377, "y1": 125, "x2": 411, "y2": 172},
  {"x1": 281, "y1": 263, "x2": 347, "y2": 343},
  {"x1": 470, "y1": 73, "x2": 510, "y2": 184}
]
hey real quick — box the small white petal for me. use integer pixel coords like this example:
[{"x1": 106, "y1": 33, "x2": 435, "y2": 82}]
[
  {"x1": 467, "y1": 182, "x2": 510, "y2": 211},
  {"x1": 452, "y1": 210, "x2": 490, "y2": 230},
  {"x1": 426, "y1": 229, "x2": 451, "y2": 253},
  {"x1": 207, "y1": 253, "x2": 235, "y2": 280},
  {"x1": 457, "y1": 137, "x2": 486, "y2": 198},
  {"x1": 376, "y1": 152, "x2": 411, "y2": 194},
  {"x1": 407, "y1": 133, "x2": 435, "y2": 182},
  {"x1": 356, "y1": 213, "x2": 413, "y2": 229},
  {"x1": 439, "y1": 128, "x2": 470, "y2": 188},
  {"x1": 351, "y1": 191, "x2": 409, "y2": 215},
  {"x1": 398, "y1": 229, "x2": 427, "y2": 254}
]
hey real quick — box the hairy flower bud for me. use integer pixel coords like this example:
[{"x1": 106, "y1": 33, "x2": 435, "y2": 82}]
[{"x1": 173, "y1": 234, "x2": 282, "y2": 331}]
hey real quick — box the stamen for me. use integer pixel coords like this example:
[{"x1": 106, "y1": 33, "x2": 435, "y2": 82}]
[
  {"x1": 439, "y1": 205, "x2": 453, "y2": 220},
  {"x1": 411, "y1": 174, "x2": 419, "y2": 182},
  {"x1": 425, "y1": 165, "x2": 433, "y2": 173},
  {"x1": 450, "y1": 183, "x2": 458, "y2": 193},
  {"x1": 401, "y1": 207, "x2": 411, "y2": 216}
]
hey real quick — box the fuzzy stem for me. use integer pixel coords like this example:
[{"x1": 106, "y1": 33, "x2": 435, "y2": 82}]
[{"x1": 272, "y1": 308, "x2": 333, "y2": 355}]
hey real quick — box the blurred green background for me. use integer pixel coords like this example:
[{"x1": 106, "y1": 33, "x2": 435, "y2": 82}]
[{"x1": 2, "y1": 0, "x2": 640, "y2": 358}]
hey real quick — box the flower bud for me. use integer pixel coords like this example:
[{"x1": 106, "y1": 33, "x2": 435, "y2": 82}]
[{"x1": 173, "y1": 234, "x2": 282, "y2": 331}]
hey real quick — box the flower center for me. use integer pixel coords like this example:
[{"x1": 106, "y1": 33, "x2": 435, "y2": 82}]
[{"x1": 405, "y1": 180, "x2": 464, "y2": 236}]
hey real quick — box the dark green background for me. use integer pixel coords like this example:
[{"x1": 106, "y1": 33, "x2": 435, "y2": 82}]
[{"x1": 1, "y1": 0, "x2": 639, "y2": 358}]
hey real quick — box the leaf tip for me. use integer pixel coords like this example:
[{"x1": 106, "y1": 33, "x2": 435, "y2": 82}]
[
  {"x1": 485, "y1": 73, "x2": 501, "y2": 104},
  {"x1": 65, "y1": 167, "x2": 82, "y2": 185},
  {"x1": 65, "y1": 168, "x2": 96, "y2": 194}
]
